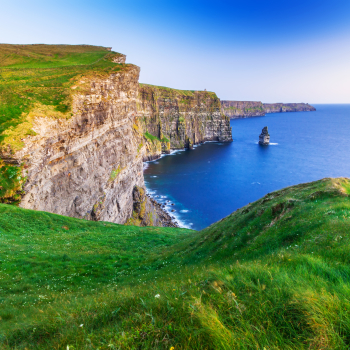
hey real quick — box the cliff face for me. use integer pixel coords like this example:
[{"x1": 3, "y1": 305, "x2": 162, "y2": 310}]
[
  {"x1": 137, "y1": 84, "x2": 232, "y2": 160},
  {"x1": 263, "y1": 103, "x2": 316, "y2": 113},
  {"x1": 221, "y1": 100, "x2": 265, "y2": 119},
  {"x1": 222, "y1": 101, "x2": 316, "y2": 119},
  {"x1": 0, "y1": 59, "x2": 165, "y2": 226}
]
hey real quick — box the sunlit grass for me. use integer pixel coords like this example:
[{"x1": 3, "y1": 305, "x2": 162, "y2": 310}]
[{"x1": 1, "y1": 178, "x2": 350, "y2": 348}]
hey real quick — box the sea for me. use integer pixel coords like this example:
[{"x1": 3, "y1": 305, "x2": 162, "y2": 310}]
[{"x1": 144, "y1": 104, "x2": 350, "y2": 230}]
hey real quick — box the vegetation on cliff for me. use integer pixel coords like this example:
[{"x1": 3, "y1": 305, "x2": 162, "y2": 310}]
[{"x1": 2, "y1": 177, "x2": 350, "y2": 349}]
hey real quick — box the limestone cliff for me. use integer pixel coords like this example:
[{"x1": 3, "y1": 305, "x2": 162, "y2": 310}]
[
  {"x1": 222, "y1": 101, "x2": 316, "y2": 119},
  {"x1": 221, "y1": 100, "x2": 265, "y2": 118},
  {"x1": 263, "y1": 103, "x2": 316, "y2": 113},
  {"x1": 0, "y1": 63, "x2": 157, "y2": 224},
  {"x1": 137, "y1": 84, "x2": 232, "y2": 160}
]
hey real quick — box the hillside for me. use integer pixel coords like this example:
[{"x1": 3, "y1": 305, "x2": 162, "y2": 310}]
[{"x1": 1, "y1": 177, "x2": 350, "y2": 349}]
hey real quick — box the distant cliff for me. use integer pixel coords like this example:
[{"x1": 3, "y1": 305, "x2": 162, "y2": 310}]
[
  {"x1": 263, "y1": 103, "x2": 316, "y2": 114},
  {"x1": 221, "y1": 101, "x2": 265, "y2": 118},
  {"x1": 221, "y1": 101, "x2": 316, "y2": 119},
  {"x1": 137, "y1": 84, "x2": 232, "y2": 160}
]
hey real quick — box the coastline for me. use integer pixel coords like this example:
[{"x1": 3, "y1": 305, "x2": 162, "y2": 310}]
[{"x1": 143, "y1": 148, "x2": 192, "y2": 229}]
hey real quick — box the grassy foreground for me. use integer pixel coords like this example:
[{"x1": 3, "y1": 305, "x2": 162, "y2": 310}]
[{"x1": 1, "y1": 177, "x2": 350, "y2": 349}]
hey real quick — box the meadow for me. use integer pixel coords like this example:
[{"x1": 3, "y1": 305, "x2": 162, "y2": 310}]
[{"x1": 1, "y1": 177, "x2": 350, "y2": 349}]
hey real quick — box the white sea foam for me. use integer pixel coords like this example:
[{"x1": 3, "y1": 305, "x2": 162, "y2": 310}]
[
  {"x1": 151, "y1": 175, "x2": 157, "y2": 178},
  {"x1": 255, "y1": 141, "x2": 278, "y2": 145},
  {"x1": 180, "y1": 210, "x2": 189, "y2": 213}
]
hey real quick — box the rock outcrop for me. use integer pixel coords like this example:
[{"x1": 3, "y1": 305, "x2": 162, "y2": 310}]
[
  {"x1": 222, "y1": 101, "x2": 316, "y2": 119},
  {"x1": 259, "y1": 126, "x2": 270, "y2": 145},
  {"x1": 137, "y1": 84, "x2": 232, "y2": 160}
]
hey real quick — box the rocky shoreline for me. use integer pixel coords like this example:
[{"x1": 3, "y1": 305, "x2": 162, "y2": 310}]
[{"x1": 147, "y1": 195, "x2": 179, "y2": 228}]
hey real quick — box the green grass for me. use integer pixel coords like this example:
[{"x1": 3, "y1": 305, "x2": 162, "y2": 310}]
[
  {"x1": 144, "y1": 132, "x2": 160, "y2": 143},
  {"x1": 1, "y1": 177, "x2": 350, "y2": 348}
]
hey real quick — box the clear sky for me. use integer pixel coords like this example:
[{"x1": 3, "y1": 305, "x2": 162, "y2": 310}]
[{"x1": 1, "y1": 0, "x2": 350, "y2": 103}]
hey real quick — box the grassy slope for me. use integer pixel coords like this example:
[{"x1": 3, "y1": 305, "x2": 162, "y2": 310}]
[
  {"x1": 1, "y1": 177, "x2": 350, "y2": 349},
  {"x1": 0, "y1": 44, "x2": 130, "y2": 204}
]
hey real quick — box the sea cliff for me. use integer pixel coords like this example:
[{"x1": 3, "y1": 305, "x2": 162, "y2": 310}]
[
  {"x1": 221, "y1": 100, "x2": 316, "y2": 119},
  {"x1": 0, "y1": 44, "x2": 232, "y2": 227},
  {"x1": 137, "y1": 84, "x2": 232, "y2": 160}
]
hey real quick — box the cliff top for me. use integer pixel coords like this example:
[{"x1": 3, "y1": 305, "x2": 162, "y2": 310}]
[
  {"x1": 0, "y1": 44, "x2": 131, "y2": 153},
  {"x1": 139, "y1": 83, "x2": 218, "y2": 99},
  {"x1": 0, "y1": 44, "x2": 116, "y2": 68},
  {"x1": 1, "y1": 177, "x2": 350, "y2": 348}
]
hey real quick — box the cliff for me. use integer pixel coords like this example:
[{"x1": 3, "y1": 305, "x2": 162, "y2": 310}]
[
  {"x1": 137, "y1": 84, "x2": 232, "y2": 160},
  {"x1": 0, "y1": 45, "x2": 164, "y2": 226},
  {"x1": 221, "y1": 100, "x2": 316, "y2": 119},
  {"x1": 0, "y1": 44, "x2": 232, "y2": 226},
  {"x1": 221, "y1": 100, "x2": 265, "y2": 118},
  {"x1": 263, "y1": 102, "x2": 316, "y2": 113}
]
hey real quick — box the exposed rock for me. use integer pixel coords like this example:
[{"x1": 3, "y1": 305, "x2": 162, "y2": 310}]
[
  {"x1": 125, "y1": 186, "x2": 164, "y2": 226},
  {"x1": 222, "y1": 101, "x2": 316, "y2": 119},
  {"x1": 137, "y1": 85, "x2": 232, "y2": 160},
  {"x1": 259, "y1": 126, "x2": 270, "y2": 145},
  {"x1": 1, "y1": 65, "x2": 154, "y2": 225},
  {"x1": 263, "y1": 103, "x2": 316, "y2": 114},
  {"x1": 221, "y1": 100, "x2": 265, "y2": 119}
]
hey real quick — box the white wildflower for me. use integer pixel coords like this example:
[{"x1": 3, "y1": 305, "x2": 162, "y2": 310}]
[{"x1": 155, "y1": 294, "x2": 160, "y2": 298}]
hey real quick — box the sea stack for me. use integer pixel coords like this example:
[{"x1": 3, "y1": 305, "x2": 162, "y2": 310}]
[{"x1": 259, "y1": 126, "x2": 270, "y2": 145}]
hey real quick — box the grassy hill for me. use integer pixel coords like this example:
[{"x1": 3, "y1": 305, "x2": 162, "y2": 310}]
[{"x1": 1, "y1": 177, "x2": 350, "y2": 349}]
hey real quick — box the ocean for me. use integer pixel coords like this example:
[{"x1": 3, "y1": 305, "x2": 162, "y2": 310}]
[{"x1": 144, "y1": 104, "x2": 350, "y2": 230}]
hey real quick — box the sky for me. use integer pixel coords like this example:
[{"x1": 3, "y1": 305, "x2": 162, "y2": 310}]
[{"x1": 1, "y1": 0, "x2": 350, "y2": 103}]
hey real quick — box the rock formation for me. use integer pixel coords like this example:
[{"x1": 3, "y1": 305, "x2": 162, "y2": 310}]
[
  {"x1": 221, "y1": 100, "x2": 265, "y2": 118},
  {"x1": 221, "y1": 101, "x2": 316, "y2": 119},
  {"x1": 259, "y1": 126, "x2": 270, "y2": 145},
  {"x1": 137, "y1": 84, "x2": 232, "y2": 160},
  {"x1": 262, "y1": 103, "x2": 316, "y2": 114}
]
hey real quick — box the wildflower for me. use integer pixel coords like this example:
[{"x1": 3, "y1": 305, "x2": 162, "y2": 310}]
[
  {"x1": 170, "y1": 347, "x2": 175, "y2": 350},
  {"x1": 79, "y1": 324, "x2": 83, "y2": 327},
  {"x1": 155, "y1": 294, "x2": 160, "y2": 298}
]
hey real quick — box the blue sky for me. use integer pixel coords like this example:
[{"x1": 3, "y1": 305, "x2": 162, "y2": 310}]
[{"x1": 1, "y1": 0, "x2": 350, "y2": 103}]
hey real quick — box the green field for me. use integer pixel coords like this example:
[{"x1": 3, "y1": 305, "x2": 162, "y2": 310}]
[{"x1": 1, "y1": 177, "x2": 350, "y2": 349}]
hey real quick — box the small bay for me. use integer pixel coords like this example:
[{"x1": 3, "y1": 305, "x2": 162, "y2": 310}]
[{"x1": 144, "y1": 104, "x2": 350, "y2": 230}]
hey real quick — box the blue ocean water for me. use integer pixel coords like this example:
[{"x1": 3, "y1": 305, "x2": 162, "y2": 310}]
[{"x1": 144, "y1": 105, "x2": 350, "y2": 230}]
